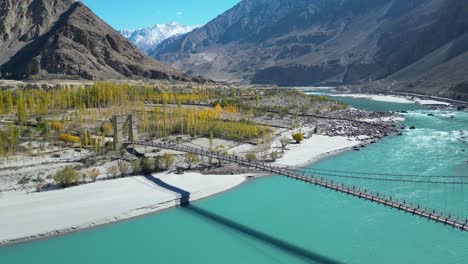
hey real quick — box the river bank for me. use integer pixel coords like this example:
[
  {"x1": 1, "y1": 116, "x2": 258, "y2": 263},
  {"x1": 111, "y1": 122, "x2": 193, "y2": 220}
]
[
  {"x1": 298, "y1": 86, "x2": 464, "y2": 107},
  {"x1": 0, "y1": 89, "x2": 405, "y2": 246},
  {"x1": 0, "y1": 131, "x2": 366, "y2": 246},
  {"x1": 332, "y1": 93, "x2": 453, "y2": 106},
  {"x1": 2, "y1": 94, "x2": 466, "y2": 264}
]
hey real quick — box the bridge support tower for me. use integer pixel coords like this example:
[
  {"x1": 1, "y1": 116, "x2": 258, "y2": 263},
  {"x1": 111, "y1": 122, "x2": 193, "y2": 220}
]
[{"x1": 112, "y1": 114, "x2": 138, "y2": 150}]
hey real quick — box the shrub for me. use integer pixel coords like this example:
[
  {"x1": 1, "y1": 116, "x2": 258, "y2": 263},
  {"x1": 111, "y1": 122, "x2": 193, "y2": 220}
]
[
  {"x1": 54, "y1": 166, "x2": 80, "y2": 187},
  {"x1": 89, "y1": 168, "x2": 100, "y2": 182},
  {"x1": 292, "y1": 133, "x2": 304, "y2": 144},
  {"x1": 184, "y1": 153, "x2": 200, "y2": 169},
  {"x1": 154, "y1": 156, "x2": 162, "y2": 171},
  {"x1": 280, "y1": 137, "x2": 290, "y2": 152},
  {"x1": 58, "y1": 133, "x2": 80, "y2": 144},
  {"x1": 270, "y1": 151, "x2": 279, "y2": 162},
  {"x1": 107, "y1": 165, "x2": 119, "y2": 179},
  {"x1": 118, "y1": 161, "x2": 130, "y2": 177},
  {"x1": 83, "y1": 156, "x2": 97, "y2": 168},
  {"x1": 18, "y1": 176, "x2": 30, "y2": 185},
  {"x1": 50, "y1": 121, "x2": 65, "y2": 131},
  {"x1": 246, "y1": 152, "x2": 257, "y2": 161},
  {"x1": 100, "y1": 122, "x2": 113, "y2": 136},
  {"x1": 141, "y1": 158, "x2": 154, "y2": 174},
  {"x1": 32, "y1": 176, "x2": 44, "y2": 183},
  {"x1": 132, "y1": 159, "x2": 141, "y2": 175},
  {"x1": 81, "y1": 173, "x2": 87, "y2": 184},
  {"x1": 162, "y1": 153, "x2": 175, "y2": 170}
]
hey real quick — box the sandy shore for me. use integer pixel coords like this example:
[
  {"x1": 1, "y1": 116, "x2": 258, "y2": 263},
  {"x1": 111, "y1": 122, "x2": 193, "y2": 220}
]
[
  {"x1": 0, "y1": 133, "x2": 363, "y2": 246},
  {"x1": 330, "y1": 93, "x2": 415, "y2": 104},
  {"x1": 0, "y1": 172, "x2": 249, "y2": 245},
  {"x1": 274, "y1": 135, "x2": 361, "y2": 166},
  {"x1": 302, "y1": 89, "x2": 453, "y2": 106},
  {"x1": 327, "y1": 93, "x2": 452, "y2": 106}
]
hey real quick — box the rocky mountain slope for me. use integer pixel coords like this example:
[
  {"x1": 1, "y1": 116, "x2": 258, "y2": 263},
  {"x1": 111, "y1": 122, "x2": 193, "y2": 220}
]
[
  {"x1": 120, "y1": 22, "x2": 199, "y2": 54},
  {"x1": 0, "y1": 0, "x2": 189, "y2": 81},
  {"x1": 152, "y1": 0, "x2": 468, "y2": 100}
]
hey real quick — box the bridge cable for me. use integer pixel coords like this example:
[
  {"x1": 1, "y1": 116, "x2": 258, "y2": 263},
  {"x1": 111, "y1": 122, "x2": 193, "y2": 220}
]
[
  {"x1": 302, "y1": 167, "x2": 468, "y2": 178},
  {"x1": 300, "y1": 171, "x2": 468, "y2": 185}
]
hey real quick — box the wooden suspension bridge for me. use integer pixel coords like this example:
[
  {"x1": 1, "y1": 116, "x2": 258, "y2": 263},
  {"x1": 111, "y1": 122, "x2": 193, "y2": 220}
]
[{"x1": 126, "y1": 139, "x2": 468, "y2": 232}]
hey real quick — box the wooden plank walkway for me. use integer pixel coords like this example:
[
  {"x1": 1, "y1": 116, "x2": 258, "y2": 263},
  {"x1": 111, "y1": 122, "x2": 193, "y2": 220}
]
[{"x1": 128, "y1": 140, "x2": 468, "y2": 232}]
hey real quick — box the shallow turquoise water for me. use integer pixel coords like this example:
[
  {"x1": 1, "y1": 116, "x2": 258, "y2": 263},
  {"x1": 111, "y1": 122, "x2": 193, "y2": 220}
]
[
  {"x1": 311, "y1": 109, "x2": 468, "y2": 219},
  {"x1": 303, "y1": 88, "x2": 423, "y2": 111},
  {"x1": 331, "y1": 96, "x2": 423, "y2": 112},
  {"x1": 1, "y1": 98, "x2": 467, "y2": 264}
]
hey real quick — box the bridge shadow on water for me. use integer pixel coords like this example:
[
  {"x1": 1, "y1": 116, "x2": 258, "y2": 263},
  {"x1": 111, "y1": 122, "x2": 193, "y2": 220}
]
[{"x1": 145, "y1": 175, "x2": 341, "y2": 264}]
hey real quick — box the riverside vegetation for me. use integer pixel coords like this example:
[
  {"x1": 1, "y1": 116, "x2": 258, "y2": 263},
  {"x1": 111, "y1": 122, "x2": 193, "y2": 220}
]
[{"x1": 0, "y1": 82, "x2": 397, "y2": 192}]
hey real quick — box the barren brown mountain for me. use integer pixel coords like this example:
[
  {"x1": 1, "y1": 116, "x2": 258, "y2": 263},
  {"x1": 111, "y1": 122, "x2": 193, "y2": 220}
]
[
  {"x1": 0, "y1": 0, "x2": 189, "y2": 81},
  {"x1": 153, "y1": 0, "x2": 468, "y2": 100}
]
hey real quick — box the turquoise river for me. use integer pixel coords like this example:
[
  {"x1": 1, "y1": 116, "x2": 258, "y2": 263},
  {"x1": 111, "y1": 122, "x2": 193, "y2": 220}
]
[{"x1": 1, "y1": 95, "x2": 467, "y2": 263}]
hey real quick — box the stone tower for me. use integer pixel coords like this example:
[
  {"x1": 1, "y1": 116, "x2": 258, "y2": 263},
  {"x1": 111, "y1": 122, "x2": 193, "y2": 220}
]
[{"x1": 112, "y1": 114, "x2": 138, "y2": 150}]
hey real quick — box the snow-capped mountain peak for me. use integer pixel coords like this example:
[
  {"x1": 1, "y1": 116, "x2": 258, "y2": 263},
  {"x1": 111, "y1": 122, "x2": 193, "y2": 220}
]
[{"x1": 120, "y1": 22, "x2": 199, "y2": 53}]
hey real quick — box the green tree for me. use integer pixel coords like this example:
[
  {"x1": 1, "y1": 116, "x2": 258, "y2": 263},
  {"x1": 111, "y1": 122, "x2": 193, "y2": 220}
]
[
  {"x1": 255, "y1": 91, "x2": 260, "y2": 108},
  {"x1": 162, "y1": 153, "x2": 175, "y2": 170},
  {"x1": 280, "y1": 137, "x2": 290, "y2": 152},
  {"x1": 184, "y1": 153, "x2": 199, "y2": 169},
  {"x1": 208, "y1": 130, "x2": 214, "y2": 166},
  {"x1": 209, "y1": 130, "x2": 214, "y2": 149},
  {"x1": 8, "y1": 125, "x2": 19, "y2": 155},
  {"x1": 4, "y1": 91, "x2": 13, "y2": 113},
  {"x1": 0, "y1": 90, "x2": 4, "y2": 115},
  {"x1": 215, "y1": 145, "x2": 228, "y2": 166},
  {"x1": 162, "y1": 92, "x2": 168, "y2": 137},
  {"x1": 16, "y1": 94, "x2": 27, "y2": 127},
  {"x1": 231, "y1": 87, "x2": 237, "y2": 98},
  {"x1": 54, "y1": 166, "x2": 80, "y2": 187},
  {"x1": 132, "y1": 159, "x2": 141, "y2": 175},
  {"x1": 270, "y1": 151, "x2": 279, "y2": 162}
]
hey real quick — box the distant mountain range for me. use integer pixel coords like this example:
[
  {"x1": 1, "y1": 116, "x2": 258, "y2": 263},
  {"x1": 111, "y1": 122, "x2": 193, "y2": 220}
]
[
  {"x1": 152, "y1": 0, "x2": 468, "y2": 100},
  {"x1": 0, "y1": 0, "x2": 190, "y2": 81},
  {"x1": 120, "y1": 22, "x2": 199, "y2": 54}
]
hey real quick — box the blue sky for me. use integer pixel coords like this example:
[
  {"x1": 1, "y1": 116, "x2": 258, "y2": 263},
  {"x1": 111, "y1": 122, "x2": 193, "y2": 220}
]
[{"x1": 81, "y1": 0, "x2": 240, "y2": 30}]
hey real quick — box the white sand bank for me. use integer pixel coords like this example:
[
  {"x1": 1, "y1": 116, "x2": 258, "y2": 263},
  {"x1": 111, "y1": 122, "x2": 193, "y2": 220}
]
[
  {"x1": 0, "y1": 172, "x2": 248, "y2": 245},
  {"x1": 275, "y1": 135, "x2": 362, "y2": 167},
  {"x1": 326, "y1": 93, "x2": 452, "y2": 106},
  {"x1": 360, "y1": 116, "x2": 405, "y2": 123},
  {"x1": 414, "y1": 99, "x2": 451, "y2": 106},
  {"x1": 329, "y1": 94, "x2": 415, "y2": 104}
]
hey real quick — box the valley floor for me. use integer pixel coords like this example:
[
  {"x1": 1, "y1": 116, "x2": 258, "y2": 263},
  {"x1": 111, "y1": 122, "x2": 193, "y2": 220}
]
[{"x1": 0, "y1": 134, "x2": 363, "y2": 246}]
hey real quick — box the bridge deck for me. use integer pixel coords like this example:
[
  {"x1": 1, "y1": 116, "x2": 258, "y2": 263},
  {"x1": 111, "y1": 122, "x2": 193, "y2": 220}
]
[{"x1": 127, "y1": 140, "x2": 468, "y2": 232}]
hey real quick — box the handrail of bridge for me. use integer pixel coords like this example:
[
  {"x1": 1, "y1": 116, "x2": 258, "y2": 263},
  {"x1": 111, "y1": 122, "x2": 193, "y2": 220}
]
[{"x1": 126, "y1": 140, "x2": 468, "y2": 231}]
